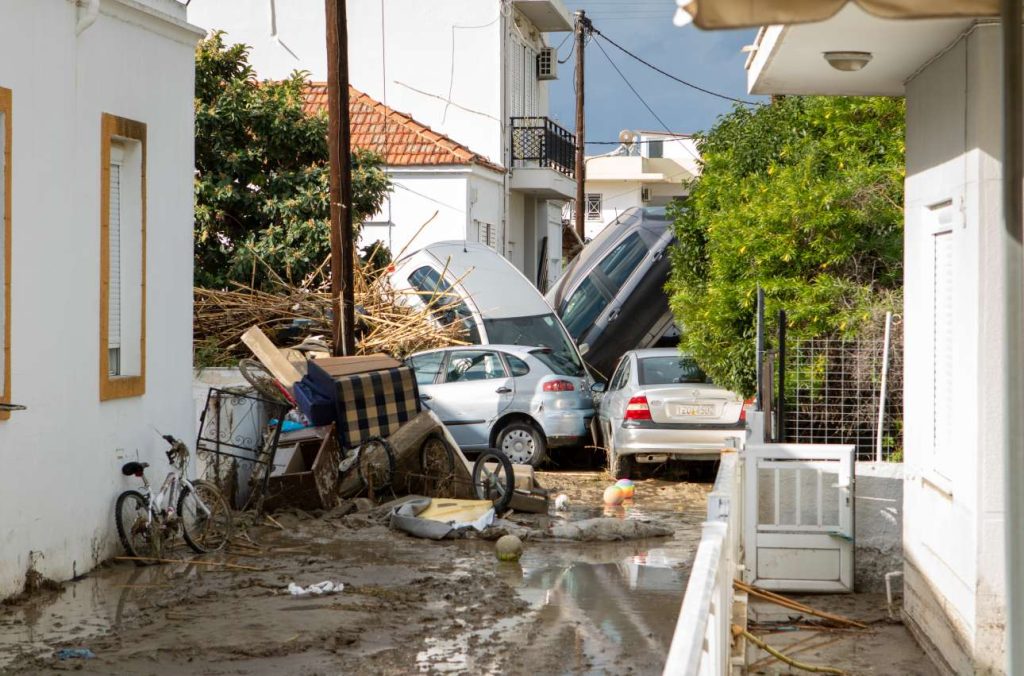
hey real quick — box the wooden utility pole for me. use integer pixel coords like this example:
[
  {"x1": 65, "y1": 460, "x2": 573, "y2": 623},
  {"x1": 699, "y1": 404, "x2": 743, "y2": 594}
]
[
  {"x1": 325, "y1": 0, "x2": 355, "y2": 356},
  {"x1": 573, "y1": 10, "x2": 589, "y2": 242}
]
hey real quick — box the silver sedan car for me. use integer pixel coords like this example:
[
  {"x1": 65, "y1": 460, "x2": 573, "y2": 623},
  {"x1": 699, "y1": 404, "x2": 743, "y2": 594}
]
[
  {"x1": 595, "y1": 348, "x2": 747, "y2": 478},
  {"x1": 405, "y1": 345, "x2": 595, "y2": 466}
]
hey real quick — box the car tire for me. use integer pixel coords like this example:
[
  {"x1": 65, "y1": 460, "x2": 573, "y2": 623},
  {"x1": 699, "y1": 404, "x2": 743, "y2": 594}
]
[
  {"x1": 496, "y1": 421, "x2": 547, "y2": 467},
  {"x1": 607, "y1": 448, "x2": 635, "y2": 481}
]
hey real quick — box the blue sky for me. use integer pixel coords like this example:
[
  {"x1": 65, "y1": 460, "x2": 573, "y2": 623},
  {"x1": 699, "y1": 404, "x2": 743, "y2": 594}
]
[{"x1": 548, "y1": 0, "x2": 763, "y2": 149}]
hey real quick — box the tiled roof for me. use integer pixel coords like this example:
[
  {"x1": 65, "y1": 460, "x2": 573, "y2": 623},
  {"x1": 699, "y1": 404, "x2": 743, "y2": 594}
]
[{"x1": 302, "y1": 83, "x2": 505, "y2": 174}]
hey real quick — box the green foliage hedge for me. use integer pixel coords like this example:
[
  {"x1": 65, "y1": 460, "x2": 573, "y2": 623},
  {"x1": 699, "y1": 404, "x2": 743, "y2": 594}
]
[{"x1": 667, "y1": 96, "x2": 905, "y2": 396}]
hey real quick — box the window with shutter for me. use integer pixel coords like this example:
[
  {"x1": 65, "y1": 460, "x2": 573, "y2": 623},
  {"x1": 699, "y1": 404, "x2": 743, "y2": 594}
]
[{"x1": 100, "y1": 114, "x2": 146, "y2": 400}]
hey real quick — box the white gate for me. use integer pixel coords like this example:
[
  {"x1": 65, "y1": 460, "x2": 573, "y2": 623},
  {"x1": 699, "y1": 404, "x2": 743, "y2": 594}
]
[{"x1": 744, "y1": 444, "x2": 855, "y2": 592}]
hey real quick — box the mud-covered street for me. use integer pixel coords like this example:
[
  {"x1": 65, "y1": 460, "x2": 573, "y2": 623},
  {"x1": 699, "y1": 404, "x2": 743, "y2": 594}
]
[{"x1": 0, "y1": 471, "x2": 710, "y2": 675}]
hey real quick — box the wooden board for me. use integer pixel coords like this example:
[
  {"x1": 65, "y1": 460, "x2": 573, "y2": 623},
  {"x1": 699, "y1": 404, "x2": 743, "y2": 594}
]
[{"x1": 241, "y1": 326, "x2": 303, "y2": 388}]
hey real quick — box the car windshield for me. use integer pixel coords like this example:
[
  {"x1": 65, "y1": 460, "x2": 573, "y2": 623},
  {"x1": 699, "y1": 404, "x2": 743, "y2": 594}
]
[
  {"x1": 638, "y1": 356, "x2": 711, "y2": 385},
  {"x1": 483, "y1": 314, "x2": 585, "y2": 377},
  {"x1": 407, "y1": 265, "x2": 481, "y2": 343}
]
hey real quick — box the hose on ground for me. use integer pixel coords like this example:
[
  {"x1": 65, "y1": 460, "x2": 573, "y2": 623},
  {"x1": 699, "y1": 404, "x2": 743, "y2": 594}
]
[{"x1": 732, "y1": 625, "x2": 846, "y2": 675}]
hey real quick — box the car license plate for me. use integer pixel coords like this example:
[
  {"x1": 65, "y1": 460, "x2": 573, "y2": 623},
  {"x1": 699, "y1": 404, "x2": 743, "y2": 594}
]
[{"x1": 675, "y1": 404, "x2": 713, "y2": 417}]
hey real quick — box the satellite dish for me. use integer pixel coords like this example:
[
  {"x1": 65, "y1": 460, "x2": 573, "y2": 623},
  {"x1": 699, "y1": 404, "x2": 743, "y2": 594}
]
[{"x1": 618, "y1": 129, "x2": 637, "y2": 145}]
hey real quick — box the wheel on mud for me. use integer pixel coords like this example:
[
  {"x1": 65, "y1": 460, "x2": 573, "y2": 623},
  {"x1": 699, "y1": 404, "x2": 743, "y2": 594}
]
[
  {"x1": 496, "y1": 421, "x2": 546, "y2": 467},
  {"x1": 471, "y1": 449, "x2": 515, "y2": 513},
  {"x1": 607, "y1": 449, "x2": 635, "y2": 481},
  {"x1": 357, "y1": 436, "x2": 396, "y2": 498},
  {"x1": 115, "y1": 490, "x2": 161, "y2": 564},
  {"x1": 238, "y1": 358, "x2": 293, "y2": 406},
  {"x1": 178, "y1": 480, "x2": 233, "y2": 554}
]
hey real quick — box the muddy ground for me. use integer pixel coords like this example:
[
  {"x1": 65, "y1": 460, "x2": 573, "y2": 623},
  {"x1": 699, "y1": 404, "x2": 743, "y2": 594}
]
[{"x1": 0, "y1": 471, "x2": 709, "y2": 675}]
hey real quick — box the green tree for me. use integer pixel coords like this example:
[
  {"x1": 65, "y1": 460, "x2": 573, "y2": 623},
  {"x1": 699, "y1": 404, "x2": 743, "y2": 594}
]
[
  {"x1": 667, "y1": 96, "x2": 904, "y2": 396},
  {"x1": 194, "y1": 33, "x2": 390, "y2": 289}
]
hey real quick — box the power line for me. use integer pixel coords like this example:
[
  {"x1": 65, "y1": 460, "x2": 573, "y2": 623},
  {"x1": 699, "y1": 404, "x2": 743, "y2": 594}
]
[
  {"x1": 591, "y1": 37, "x2": 702, "y2": 164},
  {"x1": 590, "y1": 26, "x2": 760, "y2": 107}
]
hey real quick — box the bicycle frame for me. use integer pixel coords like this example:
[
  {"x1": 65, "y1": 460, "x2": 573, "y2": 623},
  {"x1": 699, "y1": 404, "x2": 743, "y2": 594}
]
[{"x1": 133, "y1": 448, "x2": 213, "y2": 531}]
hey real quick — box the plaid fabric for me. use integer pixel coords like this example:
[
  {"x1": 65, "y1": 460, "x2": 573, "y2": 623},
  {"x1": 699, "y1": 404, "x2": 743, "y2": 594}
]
[{"x1": 333, "y1": 366, "x2": 421, "y2": 448}]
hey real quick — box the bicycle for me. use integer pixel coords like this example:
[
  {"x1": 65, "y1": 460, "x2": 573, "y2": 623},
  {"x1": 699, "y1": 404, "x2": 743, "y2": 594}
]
[{"x1": 115, "y1": 433, "x2": 233, "y2": 563}]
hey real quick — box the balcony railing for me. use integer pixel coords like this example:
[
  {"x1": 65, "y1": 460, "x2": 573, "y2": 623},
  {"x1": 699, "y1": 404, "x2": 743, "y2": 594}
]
[{"x1": 510, "y1": 116, "x2": 576, "y2": 179}]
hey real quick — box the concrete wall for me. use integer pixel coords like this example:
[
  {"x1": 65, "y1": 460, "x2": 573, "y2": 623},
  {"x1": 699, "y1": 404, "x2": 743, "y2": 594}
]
[
  {"x1": 854, "y1": 462, "x2": 903, "y2": 593},
  {"x1": 581, "y1": 179, "x2": 641, "y2": 239},
  {"x1": 0, "y1": 0, "x2": 200, "y2": 597},
  {"x1": 903, "y1": 23, "x2": 1007, "y2": 673}
]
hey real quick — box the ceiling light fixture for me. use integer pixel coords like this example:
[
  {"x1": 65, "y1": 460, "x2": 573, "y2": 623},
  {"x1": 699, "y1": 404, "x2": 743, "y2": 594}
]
[{"x1": 823, "y1": 51, "x2": 873, "y2": 72}]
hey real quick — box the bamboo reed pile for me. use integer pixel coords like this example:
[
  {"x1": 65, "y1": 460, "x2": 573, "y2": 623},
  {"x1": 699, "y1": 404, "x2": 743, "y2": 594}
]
[{"x1": 194, "y1": 254, "x2": 470, "y2": 361}]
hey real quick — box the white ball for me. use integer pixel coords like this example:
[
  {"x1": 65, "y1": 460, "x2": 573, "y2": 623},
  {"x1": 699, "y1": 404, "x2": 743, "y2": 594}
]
[{"x1": 495, "y1": 534, "x2": 524, "y2": 562}]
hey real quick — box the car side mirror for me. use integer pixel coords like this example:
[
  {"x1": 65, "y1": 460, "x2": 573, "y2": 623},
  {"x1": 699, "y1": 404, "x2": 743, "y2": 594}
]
[{"x1": 591, "y1": 382, "x2": 606, "y2": 393}]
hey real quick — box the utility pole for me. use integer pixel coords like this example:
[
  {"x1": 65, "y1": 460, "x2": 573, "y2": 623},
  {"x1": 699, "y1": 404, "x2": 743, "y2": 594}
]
[
  {"x1": 573, "y1": 10, "x2": 590, "y2": 242},
  {"x1": 325, "y1": 0, "x2": 355, "y2": 356}
]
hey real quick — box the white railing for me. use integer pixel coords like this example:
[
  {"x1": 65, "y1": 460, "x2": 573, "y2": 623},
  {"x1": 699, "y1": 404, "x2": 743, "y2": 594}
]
[{"x1": 663, "y1": 447, "x2": 743, "y2": 676}]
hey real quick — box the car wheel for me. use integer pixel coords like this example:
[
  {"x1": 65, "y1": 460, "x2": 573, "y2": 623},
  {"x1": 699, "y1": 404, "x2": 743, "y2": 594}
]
[
  {"x1": 607, "y1": 448, "x2": 634, "y2": 481},
  {"x1": 497, "y1": 422, "x2": 546, "y2": 467}
]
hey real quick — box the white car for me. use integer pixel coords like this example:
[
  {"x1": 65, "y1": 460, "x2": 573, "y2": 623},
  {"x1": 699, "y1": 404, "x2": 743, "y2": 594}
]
[
  {"x1": 390, "y1": 241, "x2": 590, "y2": 385},
  {"x1": 595, "y1": 348, "x2": 747, "y2": 478},
  {"x1": 406, "y1": 345, "x2": 594, "y2": 466}
]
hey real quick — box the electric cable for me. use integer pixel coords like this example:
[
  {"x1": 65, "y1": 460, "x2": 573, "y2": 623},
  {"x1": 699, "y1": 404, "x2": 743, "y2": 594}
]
[{"x1": 591, "y1": 26, "x2": 760, "y2": 106}]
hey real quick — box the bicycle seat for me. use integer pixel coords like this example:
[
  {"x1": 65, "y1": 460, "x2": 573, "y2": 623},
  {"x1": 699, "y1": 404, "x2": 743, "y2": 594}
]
[{"x1": 121, "y1": 461, "x2": 149, "y2": 476}]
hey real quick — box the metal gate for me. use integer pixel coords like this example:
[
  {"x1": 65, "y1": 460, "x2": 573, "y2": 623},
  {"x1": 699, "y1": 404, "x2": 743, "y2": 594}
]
[{"x1": 744, "y1": 444, "x2": 855, "y2": 592}]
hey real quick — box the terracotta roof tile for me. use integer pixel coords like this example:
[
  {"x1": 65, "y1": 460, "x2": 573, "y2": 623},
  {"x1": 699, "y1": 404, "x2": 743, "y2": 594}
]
[{"x1": 302, "y1": 83, "x2": 505, "y2": 174}]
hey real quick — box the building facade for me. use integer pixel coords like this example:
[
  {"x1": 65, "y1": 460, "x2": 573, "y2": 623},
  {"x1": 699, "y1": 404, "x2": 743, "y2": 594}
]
[
  {"x1": 0, "y1": 0, "x2": 202, "y2": 596},
  {"x1": 188, "y1": 0, "x2": 578, "y2": 289},
  {"x1": 746, "y1": 8, "x2": 1010, "y2": 671},
  {"x1": 580, "y1": 131, "x2": 699, "y2": 239}
]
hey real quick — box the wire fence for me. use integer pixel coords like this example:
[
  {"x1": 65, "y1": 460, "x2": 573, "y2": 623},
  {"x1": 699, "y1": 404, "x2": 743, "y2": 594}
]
[{"x1": 783, "y1": 327, "x2": 903, "y2": 461}]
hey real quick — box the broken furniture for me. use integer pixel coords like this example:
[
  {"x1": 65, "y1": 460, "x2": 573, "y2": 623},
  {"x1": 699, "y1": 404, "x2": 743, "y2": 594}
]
[
  {"x1": 263, "y1": 424, "x2": 341, "y2": 511},
  {"x1": 194, "y1": 387, "x2": 289, "y2": 510}
]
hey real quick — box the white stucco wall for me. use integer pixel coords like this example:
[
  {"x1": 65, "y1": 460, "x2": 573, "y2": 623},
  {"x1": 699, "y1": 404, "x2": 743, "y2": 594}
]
[
  {"x1": 0, "y1": 0, "x2": 200, "y2": 597},
  {"x1": 902, "y1": 24, "x2": 1007, "y2": 673},
  {"x1": 583, "y1": 179, "x2": 642, "y2": 239},
  {"x1": 360, "y1": 166, "x2": 505, "y2": 263}
]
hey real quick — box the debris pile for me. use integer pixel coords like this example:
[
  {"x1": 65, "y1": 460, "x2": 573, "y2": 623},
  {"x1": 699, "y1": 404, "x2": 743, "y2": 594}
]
[{"x1": 193, "y1": 258, "x2": 468, "y2": 362}]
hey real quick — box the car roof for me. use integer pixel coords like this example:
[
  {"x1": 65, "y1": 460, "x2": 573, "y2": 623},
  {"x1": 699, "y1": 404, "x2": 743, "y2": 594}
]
[
  {"x1": 411, "y1": 344, "x2": 542, "y2": 358},
  {"x1": 546, "y1": 206, "x2": 670, "y2": 307},
  {"x1": 394, "y1": 241, "x2": 552, "y2": 319},
  {"x1": 628, "y1": 348, "x2": 690, "y2": 358}
]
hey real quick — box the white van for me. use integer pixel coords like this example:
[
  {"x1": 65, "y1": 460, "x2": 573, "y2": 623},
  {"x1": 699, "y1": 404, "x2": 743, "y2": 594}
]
[{"x1": 389, "y1": 241, "x2": 589, "y2": 383}]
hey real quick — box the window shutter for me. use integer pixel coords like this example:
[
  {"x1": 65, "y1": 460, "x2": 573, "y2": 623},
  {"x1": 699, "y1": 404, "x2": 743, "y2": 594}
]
[
  {"x1": 932, "y1": 229, "x2": 953, "y2": 478},
  {"x1": 108, "y1": 159, "x2": 122, "y2": 375}
]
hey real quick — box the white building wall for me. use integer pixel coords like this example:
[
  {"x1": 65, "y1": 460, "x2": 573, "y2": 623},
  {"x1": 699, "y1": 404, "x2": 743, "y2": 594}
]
[
  {"x1": 584, "y1": 179, "x2": 642, "y2": 239},
  {"x1": 902, "y1": 24, "x2": 1007, "y2": 673},
  {"x1": 361, "y1": 167, "x2": 504, "y2": 262},
  {"x1": 0, "y1": 0, "x2": 200, "y2": 596}
]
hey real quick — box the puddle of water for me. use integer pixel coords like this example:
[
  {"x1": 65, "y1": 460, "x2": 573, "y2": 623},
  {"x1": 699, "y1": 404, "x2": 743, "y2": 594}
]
[{"x1": 416, "y1": 473, "x2": 710, "y2": 675}]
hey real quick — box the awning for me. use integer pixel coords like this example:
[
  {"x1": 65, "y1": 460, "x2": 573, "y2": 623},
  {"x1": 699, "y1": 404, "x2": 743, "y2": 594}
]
[{"x1": 674, "y1": 0, "x2": 998, "y2": 28}]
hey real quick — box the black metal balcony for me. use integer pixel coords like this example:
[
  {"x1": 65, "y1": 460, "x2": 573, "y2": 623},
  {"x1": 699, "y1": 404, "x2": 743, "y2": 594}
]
[{"x1": 510, "y1": 116, "x2": 576, "y2": 179}]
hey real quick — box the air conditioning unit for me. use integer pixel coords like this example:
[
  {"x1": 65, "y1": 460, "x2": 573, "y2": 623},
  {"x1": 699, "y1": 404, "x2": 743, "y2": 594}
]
[
  {"x1": 537, "y1": 47, "x2": 558, "y2": 81},
  {"x1": 641, "y1": 187, "x2": 652, "y2": 203}
]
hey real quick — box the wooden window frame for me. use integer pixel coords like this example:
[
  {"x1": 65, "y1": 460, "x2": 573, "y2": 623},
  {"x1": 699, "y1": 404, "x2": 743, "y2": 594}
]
[
  {"x1": 100, "y1": 114, "x2": 146, "y2": 401},
  {"x1": 0, "y1": 88, "x2": 11, "y2": 419}
]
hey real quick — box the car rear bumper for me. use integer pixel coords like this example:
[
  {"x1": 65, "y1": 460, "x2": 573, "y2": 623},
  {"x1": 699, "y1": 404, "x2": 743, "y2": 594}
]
[
  {"x1": 613, "y1": 424, "x2": 746, "y2": 458},
  {"x1": 538, "y1": 408, "x2": 594, "y2": 448}
]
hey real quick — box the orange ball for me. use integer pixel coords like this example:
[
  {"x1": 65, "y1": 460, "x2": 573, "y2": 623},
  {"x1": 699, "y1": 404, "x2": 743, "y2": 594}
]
[{"x1": 603, "y1": 485, "x2": 625, "y2": 505}]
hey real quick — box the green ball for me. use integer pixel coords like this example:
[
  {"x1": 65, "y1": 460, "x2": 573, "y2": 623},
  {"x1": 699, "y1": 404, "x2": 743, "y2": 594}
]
[{"x1": 495, "y1": 535, "x2": 523, "y2": 562}]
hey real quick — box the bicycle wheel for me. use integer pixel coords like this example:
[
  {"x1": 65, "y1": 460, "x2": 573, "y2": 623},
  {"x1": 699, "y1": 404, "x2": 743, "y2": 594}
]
[
  {"x1": 420, "y1": 433, "x2": 456, "y2": 477},
  {"x1": 357, "y1": 437, "x2": 396, "y2": 497},
  {"x1": 471, "y1": 449, "x2": 515, "y2": 513},
  {"x1": 115, "y1": 490, "x2": 161, "y2": 563},
  {"x1": 238, "y1": 358, "x2": 293, "y2": 406},
  {"x1": 178, "y1": 480, "x2": 233, "y2": 554}
]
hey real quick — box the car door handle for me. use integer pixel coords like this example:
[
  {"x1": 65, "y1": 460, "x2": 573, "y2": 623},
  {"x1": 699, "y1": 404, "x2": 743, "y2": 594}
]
[
  {"x1": 607, "y1": 308, "x2": 620, "y2": 322},
  {"x1": 495, "y1": 387, "x2": 512, "y2": 394},
  {"x1": 420, "y1": 394, "x2": 432, "y2": 401}
]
